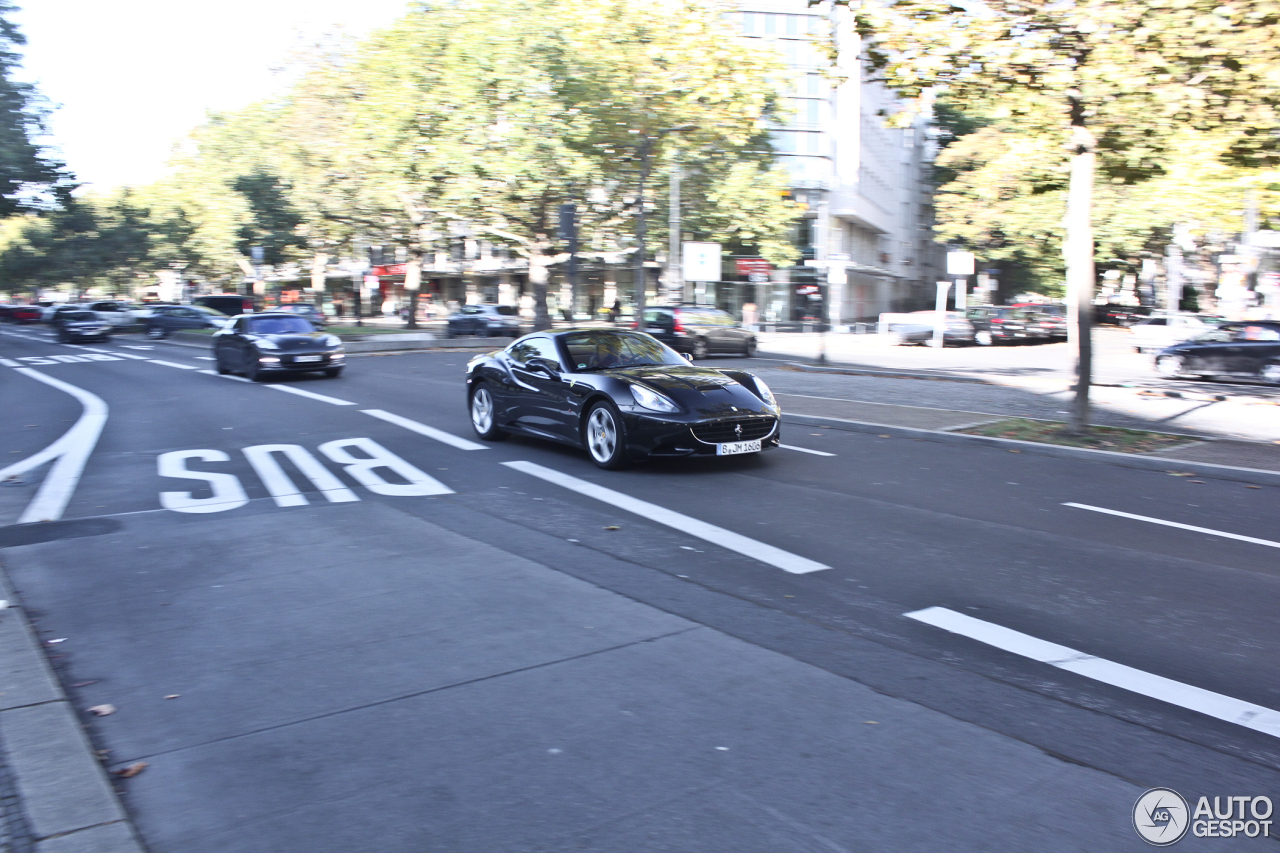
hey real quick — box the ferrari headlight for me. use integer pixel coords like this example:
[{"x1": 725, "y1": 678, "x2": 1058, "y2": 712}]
[
  {"x1": 630, "y1": 383, "x2": 680, "y2": 413},
  {"x1": 753, "y1": 376, "x2": 777, "y2": 406}
]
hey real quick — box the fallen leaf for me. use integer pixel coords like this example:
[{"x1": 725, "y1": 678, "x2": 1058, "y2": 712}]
[
  {"x1": 116, "y1": 762, "x2": 148, "y2": 778},
  {"x1": 1247, "y1": 485, "x2": 1262, "y2": 489},
  {"x1": 604, "y1": 525, "x2": 620, "y2": 530},
  {"x1": 72, "y1": 680, "x2": 99, "y2": 688},
  {"x1": 1008, "y1": 450, "x2": 1020, "y2": 453},
  {"x1": 878, "y1": 434, "x2": 891, "y2": 438},
  {"x1": 87, "y1": 704, "x2": 116, "y2": 716},
  {"x1": 45, "y1": 638, "x2": 67, "y2": 645},
  {"x1": 164, "y1": 694, "x2": 180, "y2": 700},
  {"x1": 1188, "y1": 480, "x2": 1205, "y2": 484},
  {"x1": 94, "y1": 749, "x2": 111, "y2": 759},
  {"x1": 864, "y1": 721, "x2": 880, "y2": 725}
]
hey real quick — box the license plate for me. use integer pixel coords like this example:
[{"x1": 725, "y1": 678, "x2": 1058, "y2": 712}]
[
  {"x1": 717, "y1": 439, "x2": 761, "y2": 456},
  {"x1": 294, "y1": 355, "x2": 323, "y2": 363}
]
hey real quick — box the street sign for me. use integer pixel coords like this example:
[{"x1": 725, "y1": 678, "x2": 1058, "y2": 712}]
[
  {"x1": 946, "y1": 251, "x2": 975, "y2": 276},
  {"x1": 747, "y1": 272, "x2": 769, "y2": 283},
  {"x1": 683, "y1": 242, "x2": 721, "y2": 282},
  {"x1": 735, "y1": 258, "x2": 772, "y2": 276}
]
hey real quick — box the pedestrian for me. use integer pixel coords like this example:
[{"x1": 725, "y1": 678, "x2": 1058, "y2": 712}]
[{"x1": 610, "y1": 298, "x2": 622, "y2": 325}]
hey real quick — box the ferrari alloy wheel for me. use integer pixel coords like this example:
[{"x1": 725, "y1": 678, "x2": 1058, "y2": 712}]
[
  {"x1": 1156, "y1": 355, "x2": 1185, "y2": 378},
  {"x1": 470, "y1": 384, "x2": 506, "y2": 440},
  {"x1": 585, "y1": 402, "x2": 627, "y2": 469}
]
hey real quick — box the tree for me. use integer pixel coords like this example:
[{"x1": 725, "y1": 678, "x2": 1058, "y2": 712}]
[
  {"x1": 0, "y1": 0, "x2": 71, "y2": 213},
  {"x1": 848, "y1": 0, "x2": 1280, "y2": 433}
]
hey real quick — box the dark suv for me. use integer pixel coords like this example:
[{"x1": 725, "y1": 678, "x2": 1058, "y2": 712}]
[
  {"x1": 1155, "y1": 321, "x2": 1280, "y2": 384},
  {"x1": 639, "y1": 305, "x2": 756, "y2": 358},
  {"x1": 144, "y1": 305, "x2": 232, "y2": 339}
]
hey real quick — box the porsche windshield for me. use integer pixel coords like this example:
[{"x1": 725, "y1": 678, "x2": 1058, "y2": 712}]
[
  {"x1": 248, "y1": 316, "x2": 315, "y2": 335},
  {"x1": 562, "y1": 332, "x2": 685, "y2": 371}
]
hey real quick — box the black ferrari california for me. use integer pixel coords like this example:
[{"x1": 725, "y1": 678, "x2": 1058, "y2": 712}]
[{"x1": 465, "y1": 329, "x2": 781, "y2": 468}]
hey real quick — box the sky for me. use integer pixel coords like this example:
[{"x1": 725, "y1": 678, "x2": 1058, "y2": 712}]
[{"x1": 11, "y1": 0, "x2": 412, "y2": 192}]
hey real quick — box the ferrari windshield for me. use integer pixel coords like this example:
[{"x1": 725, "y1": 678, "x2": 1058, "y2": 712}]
[{"x1": 562, "y1": 331, "x2": 685, "y2": 371}]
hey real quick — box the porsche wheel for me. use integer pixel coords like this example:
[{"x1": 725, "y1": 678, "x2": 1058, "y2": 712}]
[
  {"x1": 145, "y1": 325, "x2": 166, "y2": 340},
  {"x1": 585, "y1": 401, "x2": 628, "y2": 469},
  {"x1": 1260, "y1": 362, "x2": 1280, "y2": 386},
  {"x1": 692, "y1": 338, "x2": 709, "y2": 360},
  {"x1": 469, "y1": 384, "x2": 506, "y2": 440},
  {"x1": 1156, "y1": 355, "x2": 1186, "y2": 378}
]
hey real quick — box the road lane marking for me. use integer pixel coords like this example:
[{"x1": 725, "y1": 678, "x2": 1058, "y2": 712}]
[
  {"x1": 1, "y1": 369, "x2": 108, "y2": 523},
  {"x1": 158, "y1": 450, "x2": 249, "y2": 513},
  {"x1": 779, "y1": 444, "x2": 835, "y2": 457},
  {"x1": 243, "y1": 444, "x2": 360, "y2": 506},
  {"x1": 318, "y1": 438, "x2": 453, "y2": 495},
  {"x1": 120, "y1": 345, "x2": 153, "y2": 350},
  {"x1": 503, "y1": 460, "x2": 830, "y2": 574},
  {"x1": 905, "y1": 606, "x2": 1280, "y2": 739},
  {"x1": 198, "y1": 370, "x2": 250, "y2": 382},
  {"x1": 267, "y1": 385, "x2": 355, "y2": 406},
  {"x1": 361, "y1": 409, "x2": 487, "y2": 451},
  {"x1": 149, "y1": 359, "x2": 200, "y2": 370},
  {"x1": 195, "y1": 356, "x2": 215, "y2": 361},
  {"x1": 111, "y1": 352, "x2": 151, "y2": 360},
  {"x1": 1063, "y1": 502, "x2": 1280, "y2": 549},
  {"x1": 0, "y1": 358, "x2": 18, "y2": 367}
]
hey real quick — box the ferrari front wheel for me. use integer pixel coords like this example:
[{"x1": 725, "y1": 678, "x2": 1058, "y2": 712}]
[{"x1": 585, "y1": 401, "x2": 628, "y2": 469}]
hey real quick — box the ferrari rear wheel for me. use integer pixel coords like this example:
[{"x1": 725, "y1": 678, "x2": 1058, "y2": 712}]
[
  {"x1": 469, "y1": 384, "x2": 506, "y2": 441},
  {"x1": 585, "y1": 401, "x2": 628, "y2": 469}
]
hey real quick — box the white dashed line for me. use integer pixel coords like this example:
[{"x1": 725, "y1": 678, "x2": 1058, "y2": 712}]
[
  {"x1": 267, "y1": 385, "x2": 356, "y2": 406},
  {"x1": 195, "y1": 356, "x2": 216, "y2": 361},
  {"x1": 362, "y1": 409, "x2": 487, "y2": 450},
  {"x1": 905, "y1": 606, "x2": 1280, "y2": 739},
  {"x1": 1063, "y1": 502, "x2": 1280, "y2": 549},
  {"x1": 198, "y1": 370, "x2": 250, "y2": 382},
  {"x1": 112, "y1": 352, "x2": 151, "y2": 360},
  {"x1": 779, "y1": 444, "x2": 835, "y2": 457},
  {"x1": 503, "y1": 460, "x2": 830, "y2": 574},
  {"x1": 148, "y1": 359, "x2": 200, "y2": 370}
]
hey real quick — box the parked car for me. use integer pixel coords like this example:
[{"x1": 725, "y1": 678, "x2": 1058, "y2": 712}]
[
  {"x1": 194, "y1": 294, "x2": 255, "y2": 317},
  {"x1": 54, "y1": 309, "x2": 112, "y2": 343},
  {"x1": 7, "y1": 305, "x2": 41, "y2": 323},
  {"x1": 213, "y1": 313, "x2": 345, "y2": 381},
  {"x1": 465, "y1": 329, "x2": 779, "y2": 468},
  {"x1": 144, "y1": 304, "x2": 232, "y2": 339},
  {"x1": 1095, "y1": 303, "x2": 1153, "y2": 326},
  {"x1": 1154, "y1": 321, "x2": 1280, "y2": 384},
  {"x1": 1010, "y1": 303, "x2": 1068, "y2": 340},
  {"x1": 272, "y1": 303, "x2": 327, "y2": 328},
  {"x1": 446, "y1": 304, "x2": 521, "y2": 338},
  {"x1": 964, "y1": 306, "x2": 1041, "y2": 345},
  {"x1": 638, "y1": 304, "x2": 757, "y2": 358},
  {"x1": 885, "y1": 311, "x2": 976, "y2": 346},
  {"x1": 1129, "y1": 314, "x2": 1224, "y2": 354},
  {"x1": 87, "y1": 300, "x2": 141, "y2": 328}
]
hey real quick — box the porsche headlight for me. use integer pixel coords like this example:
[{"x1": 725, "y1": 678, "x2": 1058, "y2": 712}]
[
  {"x1": 752, "y1": 376, "x2": 777, "y2": 406},
  {"x1": 323, "y1": 335, "x2": 341, "y2": 347},
  {"x1": 254, "y1": 338, "x2": 279, "y2": 350},
  {"x1": 630, "y1": 383, "x2": 680, "y2": 413}
]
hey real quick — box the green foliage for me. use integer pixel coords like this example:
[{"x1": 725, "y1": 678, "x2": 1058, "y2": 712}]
[{"x1": 0, "y1": 1, "x2": 69, "y2": 215}]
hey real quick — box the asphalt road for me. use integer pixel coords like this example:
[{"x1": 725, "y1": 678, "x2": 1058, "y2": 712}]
[{"x1": 2, "y1": 325, "x2": 1279, "y2": 851}]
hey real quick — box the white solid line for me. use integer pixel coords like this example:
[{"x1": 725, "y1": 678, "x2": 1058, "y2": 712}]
[
  {"x1": 361, "y1": 409, "x2": 487, "y2": 451},
  {"x1": 148, "y1": 359, "x2": 200, "y2": 370},
  {"x1": 1063, "y1": 502, "x2": 1280, "y2": 549},
  {"x1": 267, "y1": 384, "x2": 356, "y2": 406},
  {"x1": 2, "y1": 369, "x2": 108, "y2": 523},
  {"x1": 110, "y1": 352, "x2": 150, "y2": 360},
  {"x1": 195, "y1": 356, "x2": 215, "y2": 361},
  {"x1": 0, "y1": 358, "x2": 19, "y2": 367},
  {"x1": 779, "y1": 443, "x2": 836, "y2": 457},
  {"x1": 198, "y1": 369, "x2": 250, "y2": 382},
  {"x1": 905, "y1": 606, "x2": 1280, "y2": 739},
  {"x1": 503, "y1": 460, "x2": 830, "y2": 574}
]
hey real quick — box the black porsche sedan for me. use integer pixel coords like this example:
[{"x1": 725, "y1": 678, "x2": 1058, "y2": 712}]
[
  {"x1": 212, "y1": 313, "x2": 346, "y2": 381},
  {"x1": 465, "y1": 329, "x2": 781, "y2": 468},
  {"x1": 1154, "y1": 321, "x2": 1280, "y2": 384},
  {"x1": 54, "y1": 309, "x2": 112, "y2": 343}
]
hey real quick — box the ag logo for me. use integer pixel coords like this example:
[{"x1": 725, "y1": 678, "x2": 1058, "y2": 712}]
[{"x1": 1134, "y1": 788, "x2": 1190, "y2": 846}]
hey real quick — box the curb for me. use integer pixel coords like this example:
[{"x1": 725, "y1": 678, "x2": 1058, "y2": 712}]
[
  {"x1": 0, "y1": 563, "x2": 144, "y2": 852},
  {"x1": 781, "y1": 413, "x2": 1280, "y2": 488},
  {"x1": 776, "y1": 361, "x2": 992, "y2": 384}
]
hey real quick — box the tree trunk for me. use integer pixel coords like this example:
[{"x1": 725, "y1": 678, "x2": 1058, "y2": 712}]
[
  {"x1": 529, "y1": 251, "x2": 551, "y2": 331},
  {"x1": 1064, "y1": 124, "x2": 1096, "y2": 435},
  {"x1": 404, "y1": 249, "x2": 422, "y2": 330}
]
